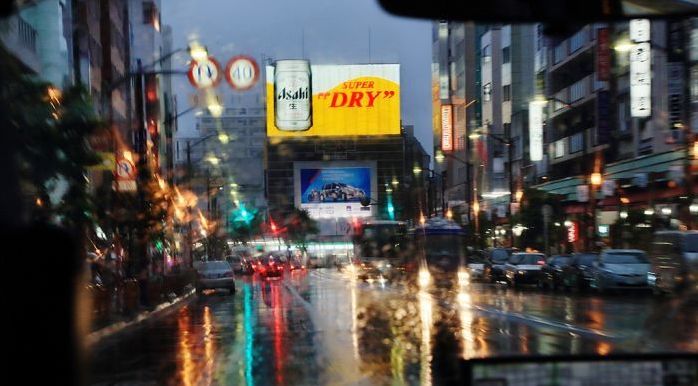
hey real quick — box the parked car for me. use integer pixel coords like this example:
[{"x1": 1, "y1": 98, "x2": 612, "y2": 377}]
[
  {"x1": 226, "y1": 254, "x2": 255, "y2": 275},
  {"x1": 484, "y1": 248, "x2": 516, "y2": 283},
  {"x1": 648, "y1": 230, "x2": 698, "y2": 295},
  {"x1": 590, "y1": 249, "x2": 651, "y2": 293},
  {"x1": 538, "y1": 255, "x2": 573, "y2": 290},
  {"x1": 467, "y1": 250, "x2": 487, "y2": 281},
  {"x1": 560, "y1": 253, "x2": 598, "y2": 291},
  {"x1": 195, "y1": 260, "x2": 236, "y2": 294},
  {"x1": 319, "y1": 182, "x2": 366, "y2": 202},
  {"x1": 504, "y1": 252, "x2": 546, "y2": 288}
]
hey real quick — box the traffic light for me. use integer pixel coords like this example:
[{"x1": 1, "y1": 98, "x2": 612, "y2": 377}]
[
  {"x1": 386, "y1": 197, "x2": 395, "y2": 220},
  {"x1": 232, "y1": 202, "x2": 256, "y2": 225}
]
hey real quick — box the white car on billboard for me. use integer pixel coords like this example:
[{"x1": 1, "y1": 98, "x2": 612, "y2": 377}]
[{"x1": 315, "y1": 182, "x2": 366, "y2": 202}]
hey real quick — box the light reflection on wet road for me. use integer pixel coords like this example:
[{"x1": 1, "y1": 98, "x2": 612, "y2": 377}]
[{"x1": 88, "y1": 269, "x2": 698, "y2": 385}]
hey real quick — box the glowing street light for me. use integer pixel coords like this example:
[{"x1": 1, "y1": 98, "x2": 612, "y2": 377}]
[
  {"x1": 413, "y1": 165, "x2": 422, "y2": 175},
  {"x1": 481, "y1": 190, "x2": 511, "y2": 199},
  {"x1": 188, "y1": 42, "x2": 209, "y2": 62},
  {"x1": 435, "y1": 150, "x2": 445, "y2": 163},
  {"x1": 208, "y1": 102, "x2": 224, "y2": 117},
  {"x1": 590, "y1": 172, "x2": 603, "y2": 187},
  {"x1": 613, "y1": 40, "x2": 635, "y2": 52}
]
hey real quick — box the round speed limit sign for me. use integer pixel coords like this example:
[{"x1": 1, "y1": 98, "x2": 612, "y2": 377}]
[{"x1": 225, "y1": 55, "x2": 260, "y2": 91}]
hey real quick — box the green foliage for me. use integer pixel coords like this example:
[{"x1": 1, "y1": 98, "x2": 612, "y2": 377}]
[
  {"x1": 4, "y1": 67, "x2": 102, "y2": 229},
  {"x1": 511, "y1": 188, "x2": 565, "y2": 251},
  {"x1": 284, "y1": 208, "x2": 319, "y2": 253}
]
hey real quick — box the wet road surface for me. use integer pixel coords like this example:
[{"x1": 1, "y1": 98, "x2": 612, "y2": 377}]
[{"x1": 88, "y1": 269, "x2": 698, "y2": 385}]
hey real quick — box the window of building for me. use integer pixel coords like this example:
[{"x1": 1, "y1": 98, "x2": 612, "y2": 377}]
[
  {"x1": 554, "y1": 139, "x2": 566, "y2": 158},
  {"x1": 618, "y1": 100, "x2": 630, "y2": 132},
  {"x1": 536, "y1": 24, "x2": 544, "y2": 50},
  {"x1": 142, "y1": 2, "x2": 156, "y2": 25},
  {"x1": 569, "y1": 132, "x2": 583, "y2": 153},
  {"x1": 502, "y1": 46, "x2": 511, "y2": 63},
  {"x1": 503, "y1": 85, "x2": 511, "y2": 101},
  {"x1": 483, "y1": 83, "x2": 492, "y2": 101}
]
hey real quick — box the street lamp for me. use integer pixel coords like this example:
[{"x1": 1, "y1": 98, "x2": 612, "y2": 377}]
[
  {"x1": 435, "y1": 150, "x2": 445, "y2": 164},
  {"x1": 413, "y1": 165, "x2": 422, "y2": 175},
  {"x1": 188, "y1": 42, "x2": 209, "y2": 62},
  {"x1": 590, "y1": 172, "x2": 603, "y2": 187}
]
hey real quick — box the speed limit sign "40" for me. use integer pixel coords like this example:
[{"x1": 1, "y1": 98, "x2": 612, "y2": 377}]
[{"x1": 225, "y1": 55, "x2": 260, "y2": 91}]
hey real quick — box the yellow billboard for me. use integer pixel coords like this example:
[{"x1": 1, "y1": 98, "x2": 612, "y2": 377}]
[{"x1": 266, "y1": 63, "x2": 400, "y2": 137}]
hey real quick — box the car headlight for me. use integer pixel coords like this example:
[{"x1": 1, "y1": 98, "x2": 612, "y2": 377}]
[{"x1": 518, "y1": 270, "x2": 526, "y2": 275}]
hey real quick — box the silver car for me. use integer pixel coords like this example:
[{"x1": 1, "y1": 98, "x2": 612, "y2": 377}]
[
  {"x1": 195, "y1": 260, "x2": 236, "y2": 294},
  {"x1": 591, "y1": 249, "x2": 650, "y2": 293}
]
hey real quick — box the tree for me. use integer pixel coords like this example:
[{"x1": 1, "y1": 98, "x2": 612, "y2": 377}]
[
  {"x1": 5, "y1": 65, "x2": 102, "y2": 231},
  {"x1": 284, "y1": 208, "x2": 319, "y2": 255},
  {"x1": 511, "y1": 188, "x2": 565, "y2": 252}
]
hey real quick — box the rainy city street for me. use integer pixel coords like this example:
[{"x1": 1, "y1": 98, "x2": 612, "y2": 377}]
[{"x1": 88, "y1": 269, "x2": 698, "y2": 385}]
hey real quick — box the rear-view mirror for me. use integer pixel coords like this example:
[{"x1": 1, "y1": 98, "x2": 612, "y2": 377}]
[
  {"x1": 377, "y1": 0, "x2": 698, "y2": 24},
  {"x1": 464, "y1": 353, "x2": 697, "y2": 386}
]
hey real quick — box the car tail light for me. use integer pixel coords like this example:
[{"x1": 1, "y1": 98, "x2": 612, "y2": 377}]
[{"x1": 537, "y1": 260, "x2": 545, "y2": 265}]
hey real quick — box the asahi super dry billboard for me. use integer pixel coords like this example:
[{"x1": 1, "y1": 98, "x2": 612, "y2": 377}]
[{"x1": 267, "y1": 63, "x2": 400, "y2": 137}]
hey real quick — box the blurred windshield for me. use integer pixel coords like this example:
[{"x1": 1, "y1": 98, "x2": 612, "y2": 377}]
[
  {"x1": 198, "y1": 261, "x2": 231, "y2": 271},
  {"x1": 603, "y1": 252, "x2": 649, "y2": 264},
  {"x1": 576, "y1": 254, "x2": 599, "y2": 266},
  {"x1": 510, "y1": 254, "x2": 544, "y2": 265},
  {"x1": 5, "y1": 0, "x2": 698, "y2": 384},
  {"x1": 491, "y1": 248, "x2": 511, "y2": 263},
  {"x1": 685, "y1": 234, "x2": 698, "y2": 252},
  {"x1": 423, "y1": 234, "x2": 466, "y2": 258}
]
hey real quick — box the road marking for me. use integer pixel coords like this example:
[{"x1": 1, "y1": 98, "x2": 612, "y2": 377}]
[
  {"x1": 467, "y1": 304, "x2": 622, "y2": 340},
  {"x1": 308, "y1": 270, "x2": 625, "y2": 340}
]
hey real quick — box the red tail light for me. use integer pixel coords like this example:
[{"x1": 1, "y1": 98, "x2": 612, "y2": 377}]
[{"x1": 537, "y1": 260, "x2": 545, "y2": 265}]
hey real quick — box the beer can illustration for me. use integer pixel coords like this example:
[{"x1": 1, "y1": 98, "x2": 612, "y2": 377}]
[{"x1": 274, "y1": 60, "x2": 312, "y2": 131}]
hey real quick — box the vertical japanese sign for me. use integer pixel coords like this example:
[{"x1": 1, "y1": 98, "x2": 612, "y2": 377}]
[
  {"x1": 441, "y1": 104, "x2": 453, "y2": 152},
  {"x1": 567, "y1": 221, "x2": 579, "y2": 243},
  {"x1": 528, "y1": 101, "x2": 544, "y2": 161},
  {"x1": 630, "y1": 19, "x2": 652, "y2": 118},
  {"x1": 630, "y1": 42, "x2": 651, "y2": 117},
  {"x1": 596, "y1": 28, "x2": 611, "y2": 81}
]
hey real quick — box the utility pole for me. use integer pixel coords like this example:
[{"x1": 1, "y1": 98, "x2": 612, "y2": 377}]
[
  {"x1": 441, "y1": 170, "x2": 447, "y2": 217},
  {"x1": 506, "y1": 124, "x2": 515, "y2": 248},
  {"x1": 134, "y1": 59, "x2": 149, "y2": 278}
]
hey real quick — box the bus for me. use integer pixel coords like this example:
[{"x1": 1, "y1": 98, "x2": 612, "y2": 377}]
[
  {"x1": 408, "y1": 217, "x2": 468, "y2": 286},
  {"x1": 351, "y1": 220, "x2": 408, "y2": 280}
]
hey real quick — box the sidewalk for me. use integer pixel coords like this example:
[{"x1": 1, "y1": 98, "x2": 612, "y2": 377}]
[{"x1": 87, "y1": 287, "x2": 196, "y2": 347}]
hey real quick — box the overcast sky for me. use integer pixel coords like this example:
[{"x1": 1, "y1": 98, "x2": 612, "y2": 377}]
[{"x1": 162, "y1": 0, "x2": 433, "y2": 153}]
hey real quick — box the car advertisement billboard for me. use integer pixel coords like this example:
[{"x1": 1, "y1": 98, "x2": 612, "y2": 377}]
[
  {"x1": 267, "y1": 64, "x2": 400, "y2": 137},
  {"x1": 294, "y1": 161, "x2": 377, "y2": 219}
]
